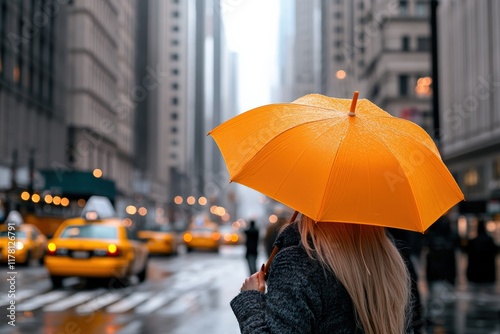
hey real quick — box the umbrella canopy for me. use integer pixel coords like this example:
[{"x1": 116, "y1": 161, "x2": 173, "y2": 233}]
[{"x1": 209, "y1": 93, "x2": 464, "y2": 232}]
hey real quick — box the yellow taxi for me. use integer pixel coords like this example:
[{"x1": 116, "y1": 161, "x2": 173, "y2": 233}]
[
  {"x1": 138, "y1": 224, "x2": 178, "y2": 256},
  {"x1": 219, "y1": 225, "x2": 244, "y2": 246},
  {"x1": 183, "y1": 222, "x2": 220, "y2": 252},
  {"x1": 45, "y1": 217, "x2": 149, "y2": 288},
  {"x1": 0, "y1": 223, "x2": 47, "y2": 266}
]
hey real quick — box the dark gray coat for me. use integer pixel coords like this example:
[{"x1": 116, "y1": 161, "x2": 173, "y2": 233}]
[{"x1": 230, "y1": 223, "x2": 414, "y2": 334}]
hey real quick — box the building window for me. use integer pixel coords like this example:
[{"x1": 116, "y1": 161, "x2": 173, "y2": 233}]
[
  {"x1": 172, "y1": 25, "x2": 179, "y2": 32},
  {"x1": 171, "y1": 39, "x2": 179, "y2": 46},
  {"x1": 402, "y1": 36, "x2": 410, "y2": 51},
  {"x1": 172, "y1": 82, "x2": 179, "y2": 90},
  {"x1": 172, "y1": 11, "x2": 179, "y2": 18},
  {"x1": 464, "y1": 167, "x2": 485, "y2": 193},
  {"x1": 399, "y1": 0, "x2": 408, "y2": 16},
  {"x1": 399, "y1": 75, "x2": 409, "y2": 96},
  {"x1": 417, "y1": 37, "x2": 430, "y2": 52},
  {"x1": 334, "y1": 54, "x2": 344, "y2": 62},
  {"x1": 171, "y1": 112, "x2": 178, "y2": 120},
  {"x1": 415, "y1": 2, "x2": 428, "y2": 16},
  {"x1": 171, "y1": 126, "x2": 178, "y2": 133},
  {"x1": 170, "y1": 53, "x2": 179, "y2": 61},
  {"x1": 0, "y1": 2, "x2": 6, "y2": 77},
  {"x1": 171, "y1": 68, "x2": 179, "y2": 75},
  {"x1": 171, "y1": 139, "x2": 178, "y2": 146},
  {"x1": 171, "y1": 97, "x2": 178, "y2": 105},
  {"x1": 370, "y1": 84, "x2": 380, "y2": 99},
  {"x1": 493, "y1": 158, "x2": 500, "y2": 180},
  {"x1": 13, "y1": 64, "x2": 21, "y2": 84}
]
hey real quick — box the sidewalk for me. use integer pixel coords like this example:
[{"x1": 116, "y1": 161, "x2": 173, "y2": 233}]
[{"x1": 418, "y1": 252, "x2": 500, "y2": 334}]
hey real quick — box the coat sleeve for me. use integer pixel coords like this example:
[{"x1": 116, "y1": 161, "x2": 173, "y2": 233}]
[{"x1": 230, "y1": 247, "x2": 321, "y2": 334}]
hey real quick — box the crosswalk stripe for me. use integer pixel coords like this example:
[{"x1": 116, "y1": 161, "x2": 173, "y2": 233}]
[
  {"x1": 44, "y1": 290, "x2": 104, "y2": 312},
  {"x1": 0, "y1": 289, "x2": 41, "y2": 307},
  {"x1": 159, "y1": 291, "x2": 201, "y2": 315},
  {"x1": 106, "y1": 292, "x2": 152, "y2": 313},
  {"x1": 18, "y1": 291, "x2": 69, "y2": 312},
  {"x1": 170, "y1": 271, "x2": 217, "y2": 291},
  {"x1": 76, "y1": 292, "x2": 123, "y2": 314},
  {"x1": 117, "y1": 320, "x2": 143, "y2": 334},
  {"x1": 135, "y1": 291, "x2": 177, "y2": 314}
]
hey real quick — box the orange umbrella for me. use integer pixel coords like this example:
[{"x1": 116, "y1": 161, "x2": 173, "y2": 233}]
[{"x1": 209, "y1": 92, "x2": 464, "y2": 233}]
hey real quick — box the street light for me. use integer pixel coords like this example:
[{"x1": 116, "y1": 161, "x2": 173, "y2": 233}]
[
  {"x1": 336, "y1": 70, "x2": 347, "y2": 80},
  {"x1": 430, "y1": 0, "x2": 441, "y2": 147},
  {"x1": 126, "y1": 205, "x2": 137, "y2": 215},
  {"x1": 93, "y1": 168, "x2": 103, "y2": 178},
  {"x1": 174, "y1": 196, "x2": 183, "y2": 204},
  {"x1": 186, "y1": 196, "x2": 196, "y2": 205}
]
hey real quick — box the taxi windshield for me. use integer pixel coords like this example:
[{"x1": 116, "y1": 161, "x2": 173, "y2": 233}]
[
  {"x1": 0, "y1": 230, "x2": 26, "y2": 238},
  {"x1": 60, "y1": 225, "x2": 118, "y2": 239},
  {"x1": 190, "y1": 227, "x2": 216, "y2": 233},
  {"x1": 153, "y1": 225, "x2": 173, "y2": 232}
]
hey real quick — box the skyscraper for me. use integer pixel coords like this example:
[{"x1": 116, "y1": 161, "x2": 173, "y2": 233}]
[
  {"x1": 439, "y1": 0, "x2": 500, "y2": 215},
  {"x1": 321, "y1": 0, "x2": 366, "y2": 97},
  {"x1": 363, "y1": 0, "x2": 432, "y2": 132},
  {"x1": 0, "y1": 0, "x2": 68, "y2": 211},
  {"x1": 64, "y1": 0, "x2": 138, "y2": 208}
]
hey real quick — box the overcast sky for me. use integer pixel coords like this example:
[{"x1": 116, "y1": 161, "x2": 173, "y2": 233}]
[{"x1": 222, "y1": 0, "x2": 281, "y2": 222}]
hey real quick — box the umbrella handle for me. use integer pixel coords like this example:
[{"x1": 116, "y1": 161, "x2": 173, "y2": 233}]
[
  {"x1": 263, "y1": 210, "x2": 299, "y2": 280},
  {"x1": 263, "y1": 246, "x2": 279, "y2": 281}
]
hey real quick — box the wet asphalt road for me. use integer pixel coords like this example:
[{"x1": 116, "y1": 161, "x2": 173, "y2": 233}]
[
  {"x1": 0, "y1": 246, "x2": 499, "y2": 334},
  {"x1": 0, "y1": 245, "x2": 252, "y2": 334}
]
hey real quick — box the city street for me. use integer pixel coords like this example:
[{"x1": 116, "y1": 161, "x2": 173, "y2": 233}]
[
  {"x1": 0, "y1": 0, "x2": 499, "y2": 333},
  {"x1": 0, "y1": 245, "x2": 251, "y2": 334},
  {"x1": 1, "y1": 244, "x2": 499, "y2": 334}
]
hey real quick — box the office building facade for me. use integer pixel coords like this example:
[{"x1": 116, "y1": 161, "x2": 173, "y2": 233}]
[{"x1": 439, "y1": 0, "x2": 500, "y2": 215}]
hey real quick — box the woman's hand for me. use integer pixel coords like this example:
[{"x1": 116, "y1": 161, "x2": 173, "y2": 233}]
[{"x1": 240, "y1": 265, "x2": 266, "y2": 293}]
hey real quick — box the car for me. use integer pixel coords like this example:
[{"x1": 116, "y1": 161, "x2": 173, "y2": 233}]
[
  {"x1": 44, "y1": 217, "x2": 149, "y2": 288},
  {"x1": 0, "y1": 223, "x2": 47, "y2": 266},
  {"x1": 219, "y1": 225, "x2": 244, "y2": 246},
  {"x1": 183, "y1": 222, "x2": 220, "y2": 252},
  {"x1": 138, "y1": 224, "x2": 178, "y2": 256}
]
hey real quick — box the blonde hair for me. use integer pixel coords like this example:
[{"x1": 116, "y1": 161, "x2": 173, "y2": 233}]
[{"x1": 298, "y1": 215, "x2": 411, "y2": 334}]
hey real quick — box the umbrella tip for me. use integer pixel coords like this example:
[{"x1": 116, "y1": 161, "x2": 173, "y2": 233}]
[{"x1": 349, "y1": 91, "x2": 359, "y2": 116}]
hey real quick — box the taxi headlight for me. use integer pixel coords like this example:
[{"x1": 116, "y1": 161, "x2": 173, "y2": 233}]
[
  {"x1": 183, "y1": 233, "x2": 193, "y2": 242},
  {"x1": 15, "y1": 242, "x2": 24, "y2": 250}
]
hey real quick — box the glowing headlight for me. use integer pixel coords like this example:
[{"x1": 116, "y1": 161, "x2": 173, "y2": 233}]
[{"x1": 15, "y1": 242, "x2": 24, "y2": 250}]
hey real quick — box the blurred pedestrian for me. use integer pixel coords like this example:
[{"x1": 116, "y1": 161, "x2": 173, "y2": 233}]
[
  {"x1": 466, "y1": 218, "x2": 498, "y2": 286},
  {"x1": 423, "y1": 213, "x2": 458, "y2": 324},
  {"x1": 231, "y1": 214, "x2": 413, "y2": 333},
  {"x1": 264, "y1": 216, "x2": 287, "y2": 257},
  {"x1": 4, "y1": 210, "x2": 24, "y2": 227},
  {"x1": 387, "y1": 228, "x2": 425, "y2": 333},
  {"x1": 244, "y1": 220, "x2": 259, "y2": 275},
  {"x1": 424, "y1": 214, "x2": 458, "y2": 287}
]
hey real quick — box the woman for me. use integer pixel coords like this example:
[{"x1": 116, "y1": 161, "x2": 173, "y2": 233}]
[
  {"x1": 466, "y1": 218, "x2": 498, "y2": 285},
  {"x1": 230, "y1": 214, "x2": 413, "y2": 334}
]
